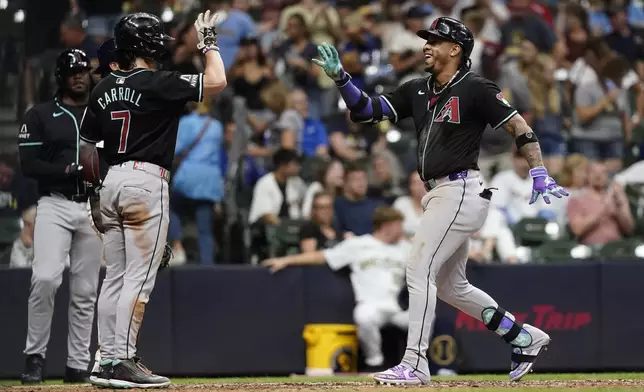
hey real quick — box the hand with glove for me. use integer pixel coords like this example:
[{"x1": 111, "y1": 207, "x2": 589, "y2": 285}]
[
  {"x1": 529, "y1": 166, "x2": 569, "y2": 204},
  {"x1": 65, "y1": 163, "x2": 83, "y2": 176},
  {"x1": 194, "y1": 10, "x2": 219, "y2": 53},
  {"x1": 312, "y1": 42, "x2": 344, "y2": 81}
]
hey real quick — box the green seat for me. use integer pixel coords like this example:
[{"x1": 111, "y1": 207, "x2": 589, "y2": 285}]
[
  {"x1": 597, "y1": 239, "x2": 644, "y2": 261},
  {"x1": 531, "y1": 240, "x2": 593, "y2": 264},
  {"x1": 266, "y1": 219, "x2": 307, "y2": 258},
  {"x1": 0, "y1": 217, "x2": 21, "y2": 245},
  {"x1": 512, "y1": 217, "x2": 557, "y2": 247},
  {"x1": 625, "y1": 183, "x2": 644, "y2": 236}
]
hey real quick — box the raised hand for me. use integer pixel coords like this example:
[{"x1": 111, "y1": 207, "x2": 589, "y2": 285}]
[
  {"x1": 194, "y1": 10, "x2": 219, "y2": 53},
  {"x1": 312, "y1": 42, "x2": 343, "y2": 81},
  {"x1": 529, "y1": 167, "x2": 569, "y2": 205}
]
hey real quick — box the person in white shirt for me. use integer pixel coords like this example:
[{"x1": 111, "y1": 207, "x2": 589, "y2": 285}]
[
  {"x1": 393, "y1": 171, "x2": 426, "y2": 238},
  {"x1": 263, "y1": 206, "x2": 411, "y2": 368},
  {"x1": 248, "y1": 148, "x2": 307, "y2": 225}
]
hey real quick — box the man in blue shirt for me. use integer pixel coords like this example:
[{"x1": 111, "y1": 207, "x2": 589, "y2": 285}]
[
  {"x1": 334, "y1": 163, "x2": 385, "y2": 236},
  {"x1": 203, "y1": 0, "x2": 257, "y2": 69}
]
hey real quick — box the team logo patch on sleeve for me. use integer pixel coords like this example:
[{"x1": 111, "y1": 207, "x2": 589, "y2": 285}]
[
  {"x1": 179, "y1": 74, "x2": 199, "y2": 88},
  {"x1": 434, "y1": 97, "x2": 461, "y2": 124},
  {"x1": 497, "y1": 91, "x2": 511, "y2": 106}
]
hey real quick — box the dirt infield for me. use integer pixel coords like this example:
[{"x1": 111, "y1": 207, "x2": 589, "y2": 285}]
[{"x1": 6, "y1": 379, "x2": 644, "y2": 392}]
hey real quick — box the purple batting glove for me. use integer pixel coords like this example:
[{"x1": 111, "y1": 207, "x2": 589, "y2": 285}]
[{"x1": 529, "y1": 167, "x2": 569, "y2": 205}]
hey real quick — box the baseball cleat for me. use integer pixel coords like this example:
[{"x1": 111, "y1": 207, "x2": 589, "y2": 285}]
[
  {"x1": 372, "y1": 364, "x2": 428, "y2": 386},
  {"x1": 108, "y1": 358, "x2": 170, "y2": 389},
  {"x1": 509, "y1": 334, "x2": 551, "y2": 382},
  {"x1": 20, "y1": 354, "x2": 45, "y2": 385},
  {"x1": 63, "y1": 366, "x2": 90, "y2": 383},
  {"x1": 90, "y1": 360, "x2": 115, "y2": 388}
]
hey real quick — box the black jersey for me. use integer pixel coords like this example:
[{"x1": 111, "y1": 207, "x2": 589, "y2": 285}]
[
  {"x1": 17, "y1": 99, "x2": 87, "y2": 198},
  {"x1": 382, "y1": 70, "x2": 517, "y2": 181},
  {"x1": 80, "y1": 68, "x2": 204, "y2": 171}
]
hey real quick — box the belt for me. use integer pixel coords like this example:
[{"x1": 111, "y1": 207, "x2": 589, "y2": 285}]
[
  {"x1": 43, "y1": 191, "x2": 88, "y2": 203},
  {"x1": 114, "y1": 161, "x2": 171, "y2": 181},
  {"x1": 424, "y1": 169, "x2": 469, "y2": 191}
]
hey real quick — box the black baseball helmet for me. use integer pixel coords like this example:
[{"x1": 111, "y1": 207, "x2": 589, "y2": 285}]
[
  {"x1": 55, "y1": 49, "x2": 93, "y2": 87},
  {"x1": 417, "y1": 17, "x2": 474, "y2": 59},
  {"x1": 94, "y1": 38, "x2": 117, "y2": 78},
  {"x1": 113, "y1": 13, "x2": 173, "y2": 60}
]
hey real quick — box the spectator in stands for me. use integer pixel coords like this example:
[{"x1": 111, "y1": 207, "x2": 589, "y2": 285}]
[
  {"x1": 456, "y1": 0, "x2": 510, "y2": 44},
  {"x1": 604, "y1": 3, "x2": 644, "y2": 79},
  {"x1": 231, "y1": 37, "x2": 274, "y2": 118},
  {"x1": 501, "y1": 0, "x2": 556, "y2": 57},
  {"x1": 392, "y1": 171, "x2": 425, "y2": 239},
  {"x1": 385, "y1": 5, "x2": 432, "y2": 85},
  {"x1": 176, "y1": 0, "x2": 256, "y2": 71},
  {"x1": 263, "y1": 206, "x2": 410, "y2": 371},
  {"x1": 334, "y1": 163, "x2": 386, "y2": 237},
  {"x1": 9, "y1": 207, "x2": 36, "y2": 268},
  {"x1": 249, "y1": 148, "x2": 306, "y2": 226},
  {"x1": 300, "y1": 192, "x2": 339, "y2": 252},
  {"x1": 560, "y1": 2, "x2": 591, "y2": 67},
  {"x1": 279, "y1": 89, "x2": 330, "y2": 157},
  {"x1": 526, "y1": 54, "x2": 566, "y2": 175},
  {"x1": 76, "y1": 0, "x2": 124, "y2": 42},
  {"x1": 368, "y1": 152, "x2": 405, "y2": 205},
  {"x1": 60, "y1": 13, "x2": 100, "y2": 68},
  {"x1": 558, "y1": 154, "x2": 590, "y2": 197},
  {"x1": 571, "y1": 56, "x2": 630, "y2": 174},
  {"x1": 341, "y1": 8, "x2": 382, "y2": 90},
  {"x1": 461, "y1": 8, "x2": 487, "y2": 74},
  {"x1": 273, "y1": 14, "x2": 323, "y2": 119},
  {"x1": 168, "y1": 102, "x2": 224, "y2": 265},
  {"x1": 0, "y1": 153, "x2": 38, "y2": 264},
  {"x1": 568, "y1": 162, "x2": 634, "y2": 245},
  {"x1": 258, "y1": 4, "x2": 282, "y2": 54},
  {"x1": 302, "y1": 159, "x2": 344, "y2": 218},
  {"x1": 327, "y1": 109, "x2": 386, "y2": 162}
]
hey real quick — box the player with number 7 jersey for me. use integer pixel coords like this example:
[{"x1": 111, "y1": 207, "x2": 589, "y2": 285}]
[{"x1": 79, "y1": 11, "x2": 226, "y2": 389}]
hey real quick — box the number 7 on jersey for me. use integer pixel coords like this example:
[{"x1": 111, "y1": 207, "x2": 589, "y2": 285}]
[{"x1": 111, "y1": 110, "x2": 131, "y2": 153}]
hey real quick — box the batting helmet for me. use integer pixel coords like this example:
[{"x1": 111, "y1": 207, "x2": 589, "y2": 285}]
[
  {"x1": 94, "y1": 38, "x2": 117, "y2": 78},
  {"x1": 417, "y1": 17, "x2": 475, "y2": 59},
  {"x1": 55, "y1": 49, "x2": 93, "y2": 88},
  {"x1": 114, "y1": 13, "x2": 173, "y2": 61}
]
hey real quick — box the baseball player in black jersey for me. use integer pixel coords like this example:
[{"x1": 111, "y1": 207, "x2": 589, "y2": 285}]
[
  {"x1": 313, "y1": 17, "x2": 568, "y2": 385},
  {"x1": 79, "y1": 11, "x2": 226, "y2": 388},
  {"x1": 17, "y1": 49, "x2": 102, "y2": 385}
]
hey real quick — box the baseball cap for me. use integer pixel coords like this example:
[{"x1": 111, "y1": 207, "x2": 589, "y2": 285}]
[{"x1": 94, "y1": 38, "x2": 116, "y2": 77}]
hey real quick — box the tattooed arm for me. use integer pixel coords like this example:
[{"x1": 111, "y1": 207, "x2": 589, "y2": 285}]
[{"x1": 500, "y1": 114, "x2": 545, "y2": 169}]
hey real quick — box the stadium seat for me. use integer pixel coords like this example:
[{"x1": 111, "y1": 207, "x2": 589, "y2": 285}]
[
  {"x1": 531, "y1": 240, "x2": 593, "y2": 264},
  {"x1": 597, "y1": 238, "x2": 644, "y2": 261},
  {"x1": 511, "y1": 217, "x2": 558, "y2": 247},
  {"x1": 266, "y1": 219, "x2": 308, "y2": 258},
  {"x1": 625, "y1": 183, "x2": 644, "y2": 236},
  {"x1": 0, "y1": 217, "x2": 21, "y2": 246}
]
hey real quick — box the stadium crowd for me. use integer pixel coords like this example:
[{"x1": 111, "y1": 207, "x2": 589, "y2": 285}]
[{"x1": 1, "y1": 0, "x2": 644, "y2": 267}]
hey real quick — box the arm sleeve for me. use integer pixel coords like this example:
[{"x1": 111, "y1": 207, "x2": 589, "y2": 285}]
[
  {"x1": 476, "y1": 79, "x2": 518, "y2": 129},
  {"x1": 323, "y1": 237, "x2": 357, "y2": 270},
  {"x1": 79, "y1": 106, "x2": 101, "y2": 143},
  {"x1": 151, "y1": 71, "x2": 204, "y2": 103},
  {"x1": 336, "y1": 72, "x2": 410, "y2": 123},
  {"x1": 18, "y1": 110, "x2": 69, "y2": 179}
]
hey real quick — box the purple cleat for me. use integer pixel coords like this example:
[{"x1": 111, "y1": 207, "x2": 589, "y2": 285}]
[{"x1": 372, "y1": 364, "x2": 429, "y2": 386}]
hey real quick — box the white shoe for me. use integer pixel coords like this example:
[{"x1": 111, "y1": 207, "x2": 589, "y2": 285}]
[
  {"x1": 509, "y1": 331, "x2": 550, "y2": 382},
  {"x1": 170, "y1": 248, "x2": 186, "y2": 266}
]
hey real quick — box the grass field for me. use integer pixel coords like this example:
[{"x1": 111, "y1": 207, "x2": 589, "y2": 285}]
[{"x1": 3, "y1": 373, "x2": 644, "y2": 391}]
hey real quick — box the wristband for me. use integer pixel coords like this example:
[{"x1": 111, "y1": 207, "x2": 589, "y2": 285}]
[
  {"x1": 529, "y1": 166, "x2": 548, "y2": 178},
  {"x1": 515, "y1": 131, "x2": 538, "y2": 149},
  {"x1": 335, "y1": 70, "x2": 351, "y2": 87}
]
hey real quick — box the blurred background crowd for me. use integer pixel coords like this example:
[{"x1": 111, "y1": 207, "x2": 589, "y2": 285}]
[{"x1": 1, "y1": 0, "x2": 644, "y2": 268}]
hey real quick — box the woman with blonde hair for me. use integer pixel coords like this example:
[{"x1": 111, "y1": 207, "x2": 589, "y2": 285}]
[
  {"x1": 525, "y1": 53, "x2": 566, "y2": 175},
  {"x1": 557, "y1": 153, "x2": 589, "y2": 192}
]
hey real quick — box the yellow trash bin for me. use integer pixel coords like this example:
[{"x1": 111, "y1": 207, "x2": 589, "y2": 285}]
[{"x1": 303, "y1": 323, "x2": 358, "y2": 376}]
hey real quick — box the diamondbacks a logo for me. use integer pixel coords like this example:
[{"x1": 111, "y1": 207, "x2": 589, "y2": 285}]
[
  {"x1": 497, "y1": 91, "x2": 511, "y2": 106},
  {"x1": 434, "y1": 97, "x2": 461, "y2": 124}
]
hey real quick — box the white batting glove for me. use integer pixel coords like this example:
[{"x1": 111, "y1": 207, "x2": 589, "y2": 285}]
[{"x1": 194, "y1": 10, "x2": 219, "y2": 54}]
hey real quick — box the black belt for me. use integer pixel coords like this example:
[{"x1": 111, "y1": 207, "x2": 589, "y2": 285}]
[{"x1": 42, "y1": 190, "x2": 88, "y2": 202}]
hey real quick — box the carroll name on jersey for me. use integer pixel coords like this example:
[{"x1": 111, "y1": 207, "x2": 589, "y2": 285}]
[{"x1": 97, "y1": 86, "x2": 142, "y2": 110}]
